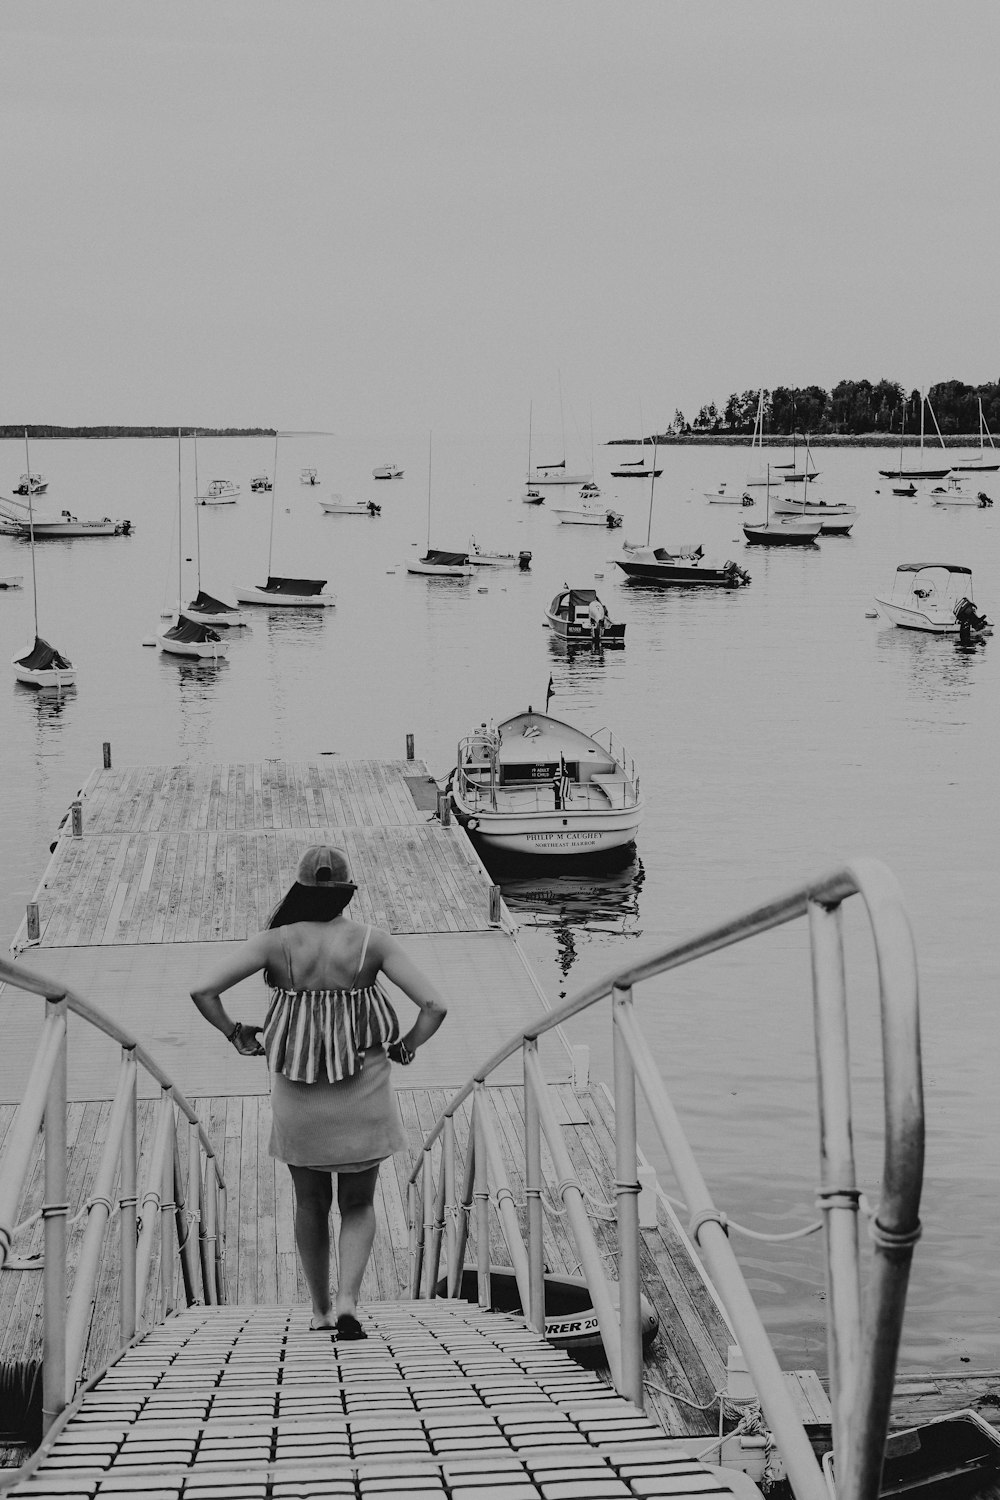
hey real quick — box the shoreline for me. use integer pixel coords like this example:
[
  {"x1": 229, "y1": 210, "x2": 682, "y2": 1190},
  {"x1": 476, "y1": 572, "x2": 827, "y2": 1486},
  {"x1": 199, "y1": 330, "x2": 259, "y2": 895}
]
[{"x1": 608, "y1": 432, "x2": 990, "y2": 449}]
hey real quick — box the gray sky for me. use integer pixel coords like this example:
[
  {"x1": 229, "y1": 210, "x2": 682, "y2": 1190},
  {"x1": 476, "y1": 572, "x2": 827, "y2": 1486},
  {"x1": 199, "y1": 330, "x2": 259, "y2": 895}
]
[{"x1": 4, "y1": 1, "x2": 998, "y2": 438}]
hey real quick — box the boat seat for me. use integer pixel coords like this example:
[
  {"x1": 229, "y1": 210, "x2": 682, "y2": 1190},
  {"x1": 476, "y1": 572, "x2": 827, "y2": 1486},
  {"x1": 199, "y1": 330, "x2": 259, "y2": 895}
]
[{"x1": 590, "y1": 772, "x2": 627, "y2": 806}]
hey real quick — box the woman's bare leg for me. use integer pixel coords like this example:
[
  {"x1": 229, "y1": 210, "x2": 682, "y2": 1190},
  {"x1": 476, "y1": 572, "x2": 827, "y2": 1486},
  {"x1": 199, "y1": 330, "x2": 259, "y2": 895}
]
[
  {"x1": 288, "y1": 1165, "x2": 335, "y2": 1327},
  {"x1": 335, "y1": 1164, "x2": 380, "y2": 1317}
]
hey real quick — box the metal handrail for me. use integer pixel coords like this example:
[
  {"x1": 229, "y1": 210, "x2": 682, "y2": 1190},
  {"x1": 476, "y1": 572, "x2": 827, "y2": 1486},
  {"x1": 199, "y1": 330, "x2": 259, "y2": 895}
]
[
  {"x1": 0, "y1": 953, "x2": 228, "y2": 1432},
  {"x1": 405, "y1": 858, "x2": 923, "y2": 1500}
]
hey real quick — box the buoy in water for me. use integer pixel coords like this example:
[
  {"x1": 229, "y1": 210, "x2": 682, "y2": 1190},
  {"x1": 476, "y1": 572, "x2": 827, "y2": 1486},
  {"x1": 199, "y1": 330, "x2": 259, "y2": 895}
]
[{"x1": 142, "y1": 637, "x2": 157, "y2": 647}]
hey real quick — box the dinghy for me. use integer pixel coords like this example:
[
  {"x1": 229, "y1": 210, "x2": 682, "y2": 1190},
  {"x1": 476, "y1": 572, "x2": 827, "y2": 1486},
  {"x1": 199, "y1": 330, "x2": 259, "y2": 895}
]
[
  {"x1": 156, "y1": 614, "x2": 228, "y2": 660},
  {"x1": 12, "y1": 635, "x2": 75, "y2": 689}
]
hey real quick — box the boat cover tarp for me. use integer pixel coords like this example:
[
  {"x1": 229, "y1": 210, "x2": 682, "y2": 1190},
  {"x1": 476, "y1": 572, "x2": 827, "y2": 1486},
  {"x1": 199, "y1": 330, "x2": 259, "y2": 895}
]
[
  {"x1": 189, "y1": 590, "x2": 238, "y2": 613},
  {"x1": 422, "y1": 550, "x2": 470, "y2": 566},
  {"x1": 553, "y1": 588, "x2": 599, "y2": 610},
  {"x1": 535, "y1": 461, "x2": 565, "y2": 471},
  {"x1": 264, "y1": 575, "x2": 327, "y2": 595},
  {"x1": 163, "y1": 616, "x2": 221, "y2": 643},
  {"x1": 895, "y1": 563, "x2": 971, "y2": 575},
  {"x1": 16, "y1": 635, "x2": 72, "y2": 670}
]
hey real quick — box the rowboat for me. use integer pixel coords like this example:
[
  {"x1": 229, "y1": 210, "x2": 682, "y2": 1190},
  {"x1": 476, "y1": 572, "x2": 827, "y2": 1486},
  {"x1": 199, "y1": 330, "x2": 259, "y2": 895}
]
[{"x1": 448, "y1": 708, "x2": 642, "y2": 859}]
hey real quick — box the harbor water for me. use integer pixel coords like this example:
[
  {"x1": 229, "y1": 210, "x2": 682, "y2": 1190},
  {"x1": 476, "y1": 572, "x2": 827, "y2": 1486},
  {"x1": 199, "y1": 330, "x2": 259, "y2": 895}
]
[{"x1": 1, "y1": 432, "x2": 997, "y2": 1376}]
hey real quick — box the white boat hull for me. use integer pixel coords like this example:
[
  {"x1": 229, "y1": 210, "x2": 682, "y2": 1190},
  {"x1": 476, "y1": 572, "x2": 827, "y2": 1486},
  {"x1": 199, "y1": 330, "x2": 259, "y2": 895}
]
[
  {"x1": 529, "y1": 473, "x2": 593, "y2": 486},
  {"x1": 234, "y1": 584, "x2": 335, "y2": 607},
  {"x1": 464, "y1": 809, "x2": 641, "y2": 858},
  {"x1": 11, "y1": 659, "x2": 76, "y2": 688},
  {"x1": 873, "y1": 598, "x2": 957, "y2": 632},
  {"x1": 552, "y1": 507, "x2": 615, "y2": 526},
  {"x1": 406, "y1": 562, "x2": 476, "y2": 576},
  {"x1": 14, "y1": 520, "x2": 123, "y2": 537},
  {"x1": 320, "y1": 501, "x2": 378, "y2": 515},
  {"x1": 156, "y1": 633, "x2": 230, "y2": 658},
  {"x1": 197, "y1": 496, "x2": 238, "y2": 506}
]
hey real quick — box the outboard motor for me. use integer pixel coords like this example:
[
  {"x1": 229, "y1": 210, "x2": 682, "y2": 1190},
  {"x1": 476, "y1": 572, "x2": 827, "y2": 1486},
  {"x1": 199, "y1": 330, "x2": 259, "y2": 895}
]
[
  {"x1": 367, "y1": 501, "x2": 381, "y2": 516},
  {"x1": 518, "y1": 550, "x2": 532, "y2": 571},
  {"x1": 977, "y1": 491, "x2": 994, "y2": 508},
  {"x1": 954, "y1": 596, "x2": 991, "y2": 644}
]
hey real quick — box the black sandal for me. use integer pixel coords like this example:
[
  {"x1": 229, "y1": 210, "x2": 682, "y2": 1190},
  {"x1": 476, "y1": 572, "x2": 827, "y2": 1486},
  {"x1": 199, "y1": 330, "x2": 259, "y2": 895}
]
[{"x1": 335, "y1": 1312, "x2": 367, "y2": 1341}]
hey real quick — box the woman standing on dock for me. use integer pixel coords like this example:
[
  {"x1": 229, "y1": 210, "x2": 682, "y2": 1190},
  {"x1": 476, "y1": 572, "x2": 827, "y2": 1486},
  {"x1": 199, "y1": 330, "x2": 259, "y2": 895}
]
[{"x1": 191, "y1": 846, "x2": 447, "y2": 1338}]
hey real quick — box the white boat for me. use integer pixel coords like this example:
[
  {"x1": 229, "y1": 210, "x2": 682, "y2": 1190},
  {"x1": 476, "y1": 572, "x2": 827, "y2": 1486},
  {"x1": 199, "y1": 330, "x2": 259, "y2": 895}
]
[
  {"x1": 12, "y1": 635, "x2": 76, "y2": 688},
  {"x1": 705, "y1": 482, "x2": 752, "y2": 504},
  {"x1": 196, "y1": 478, "x2": 239, "y2": 505},
  {"x1": 930, "y1": 475, "x2": 992, "y2": 507},
  {"x1": 950, "y1": 399, "x2": 1000, "y2": 472},
  {"x1": 10, "y1": 430, "x2": 76, "y2": 690},
  {"x1": 551, "y1": 486, "x2": 622, "y2": 527},
  {"x1": 468, "y1": 535, "x2": 528, "y2": 568},
  {"x1": 250, "y1": 473, "x2": 272, "y2": 492},
  {"x1": 236, "y1": 435, "x2": 335, "y2": 607},
  {"x1": 742, "y1": 468, "x2": 821, "y2": 546},
  {"x1": 448, "y1": 708, "x2": 643, "y2": 859},
  {"x1": 319, "y1": 494, "x2": 381, "y2": 516},
  {"x1": 544, "y1": 587, "x2": 625, "y2": 646},
  {"x1": 0, "y1": 574, "x2": 23, "y2": 589},
  {"x1": 615, "y1": 542, "x2": 750, "y2": 587},
  {"x1": 156, "y1": 613, "x2": 229, "y2": 659},
  {"x1": 407, "y1": 549, "x2": 476, "y2": 577},
  {"x1": 183, "y1": 590, "x2": 246, "y2": 628},
  {"x1": 235, "y1": 576, "x2": 335, "y2": 606},
  {"x1": 874, "y1": 563, "x2": 988, "y2": 633},
  {"x1": 300, "y1": 467, "x2": 320, "y2": 486},
  {"x1": 13, "y1": 472, "x2": 47, "y2": 495},
  {"x1": 744, "y1": 389, "x2": 772, "y2": 486},
  {"x1": 527, "y1": 375, "x2": 593, "y2": 488},
  {"x1": 521, "y1": 488, "x2": 544, "y2": 505},
  {"x1": 372, "y1": 464, "x2": 403, "y2": 480},
  {"x1": 769, "y1": 491, "x2": 858, "y2": 533},
  {"x1": 1, "y1": 502, "x2": 131, "y2": 537},
  {"x1": 407, "y1": 437, "x2": 476, "y2": 576}
]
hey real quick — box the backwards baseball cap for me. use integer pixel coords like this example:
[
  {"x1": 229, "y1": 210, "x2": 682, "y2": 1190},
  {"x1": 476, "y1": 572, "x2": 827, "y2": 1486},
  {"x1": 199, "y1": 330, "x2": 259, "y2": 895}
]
[{"x1": 295, "y1": 846, "x2": 355, "y2": 888}]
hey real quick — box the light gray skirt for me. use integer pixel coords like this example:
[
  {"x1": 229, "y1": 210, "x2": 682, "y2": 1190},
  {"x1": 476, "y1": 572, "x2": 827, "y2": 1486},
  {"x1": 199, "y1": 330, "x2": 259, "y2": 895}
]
[{"x1": 269, "y1": 1046, "x2": 406, "y2": 1172}]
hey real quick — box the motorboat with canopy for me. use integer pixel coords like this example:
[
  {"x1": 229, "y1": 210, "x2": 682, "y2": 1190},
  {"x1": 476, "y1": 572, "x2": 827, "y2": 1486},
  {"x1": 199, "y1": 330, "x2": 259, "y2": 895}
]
[
  {"x1": 448, "y1": 708, "x2": 643, "y2": 859},
  {"x1": 250, "y1": 473, "x2": 272, "y2": 492},
  {"x1": 873, "y1": 563, "x2": 991, "y2": 634},
  {"x1": 545, "y1": 587, "x2": 625, "y2": 645},
  {"x1": 13, "y1": 472, "x2": 47, "y2": 495},
  {"x1": 196, "y1": 478, "x2": 239, "y2": 504}
]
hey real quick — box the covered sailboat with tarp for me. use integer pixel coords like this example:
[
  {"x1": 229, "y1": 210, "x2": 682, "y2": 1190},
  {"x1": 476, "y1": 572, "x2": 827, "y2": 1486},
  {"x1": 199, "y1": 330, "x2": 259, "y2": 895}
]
[
  {"x1": 157, "y1": 614, "x2": 228, "y2": 659},
  {"x1": 235, "y1": 574, "x2": 336, "y2": 606},
  {"x1": 407, "y1": 549, "x2": 476, "y2": 577},
  {"x1": 183, "y1": 589, "x2": 246, "y2": 628},
  {"x1": 12, "y1": 634, "x2": 76, "y2": 688}
]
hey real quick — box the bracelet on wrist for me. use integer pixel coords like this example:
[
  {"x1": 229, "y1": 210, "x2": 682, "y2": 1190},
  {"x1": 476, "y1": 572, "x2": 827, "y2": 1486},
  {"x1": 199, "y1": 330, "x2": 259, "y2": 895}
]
[{"x1": 227, "y1": 1021, "x2": 242, "y2": 1045}]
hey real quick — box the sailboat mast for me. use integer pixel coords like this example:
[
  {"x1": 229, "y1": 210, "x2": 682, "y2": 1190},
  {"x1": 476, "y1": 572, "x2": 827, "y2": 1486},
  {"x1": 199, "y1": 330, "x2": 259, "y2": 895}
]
[
  {"x1": 557, "y1": 369, "x2": 566, "y2": 466},
  {"x1": 527, "y1": 402, "x2": 532, "y2": 482},
  {"x1": 266, "y1": 431, "x2": 280, "y2": 577},
  {"x1": 176, "y1": 429, "x2": 183, "y2": 613},
  {"x1": 645, "y1": 441, "x2": 658, "y2": 546},
  {"x1": 24, "y1": 428, "x2": 38, "y2": 639},
  {"x1": 193, "y1": 430, "x2": 202, "y2": 594},
  {"x1": 426, "y1": 431, "x2": 433, "y2": 551}
]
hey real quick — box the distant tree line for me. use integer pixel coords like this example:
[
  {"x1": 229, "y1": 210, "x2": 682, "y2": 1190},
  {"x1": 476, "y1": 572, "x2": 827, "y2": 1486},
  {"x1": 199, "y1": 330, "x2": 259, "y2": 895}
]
[
  {"x1": 654, "y1": 380, "x2": 1000, "y2": 439},
  {"x1": 0, "y1": 425, "x2": 274, "y2": 439}
]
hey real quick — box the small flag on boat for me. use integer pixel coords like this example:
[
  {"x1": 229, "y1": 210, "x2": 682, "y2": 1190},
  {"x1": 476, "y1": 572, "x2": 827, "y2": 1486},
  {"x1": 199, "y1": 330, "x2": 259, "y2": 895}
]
[
  {"x1": 545, "y1": 674, "x2": 554, "y2": 710},
  {"x1": 558, "y1": 752, "x2": 571, "y2": 806}
]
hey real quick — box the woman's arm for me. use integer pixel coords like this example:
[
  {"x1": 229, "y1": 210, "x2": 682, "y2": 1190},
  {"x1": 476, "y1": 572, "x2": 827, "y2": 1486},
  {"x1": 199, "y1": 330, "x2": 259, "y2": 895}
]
[
  {"x1": 376, "y1": 933, "x2": 448, "y2": 1060},
  {"x1": 190, "y1": 931, "x2": 277, "y2": 1056}
]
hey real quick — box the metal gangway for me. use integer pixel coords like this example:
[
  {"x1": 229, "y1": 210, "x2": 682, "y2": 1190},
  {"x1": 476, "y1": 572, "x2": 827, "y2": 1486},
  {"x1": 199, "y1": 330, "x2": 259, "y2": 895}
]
[{"x1": 0, "y1": 858, "x2": 923, "y2": 1499}]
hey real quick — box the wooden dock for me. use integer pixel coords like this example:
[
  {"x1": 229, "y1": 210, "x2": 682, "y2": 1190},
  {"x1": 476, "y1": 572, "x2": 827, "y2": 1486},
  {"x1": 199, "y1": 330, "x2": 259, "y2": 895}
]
[{"x1": 1, "y1": 754, "x2": 832, "y2": 1476}]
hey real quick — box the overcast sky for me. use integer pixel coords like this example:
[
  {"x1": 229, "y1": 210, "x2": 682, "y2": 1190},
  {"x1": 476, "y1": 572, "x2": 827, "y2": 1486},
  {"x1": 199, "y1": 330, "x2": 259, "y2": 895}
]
[{"x1": 3, "y1": 1, "x2": 998, "y2": 439}]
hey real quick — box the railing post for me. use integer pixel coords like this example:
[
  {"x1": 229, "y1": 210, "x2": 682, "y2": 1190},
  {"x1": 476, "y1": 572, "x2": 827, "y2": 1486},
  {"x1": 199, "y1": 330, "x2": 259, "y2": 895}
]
[
  {"x1": 422, "y1": 1150, "x2": 437, "y2": 1298},
  {"x1": 408, "y1": 1178, "x2": 422, "y2": 1299},
  {"x1": 443, "y1": 1115, "x2": 457, "y2": 1293},
  {"x1": 119, "y1": 1050, "x2": 137, "y2": 1340},
  {"x1": 135, "y1": 1089, "x2": 172, "y2": 1329},
  {"x1": 523, "y1": 1039, "x2": 546, "y2": 1335},
  {"x1": 405, "y1": 733, "x2": 415, "y2": 760},
  {"x1": 449, "y1": 1130, "x2": 476, "y2": 1299},
  {"x1": 185, "y1": 1123, "x2": 203, "y2": 1303},
  {"x1": 612, "y1": 985, "x2": 644, "y2": 1408},
  {"x1": 215, "y1": 1179, "x2": 228, "y2": 1304},
  {"x1": 160, "y1": 1104, "x2": 176, "y2": 1318},
  {"x1": 200, "y1": 1157, "x2": 217, "y2": 1305},
  {"x1": 473, "y1": 1084, "x2": 491, "y2": 1310},
  {"x1": 41, "y1": 998, "x2": 69, "y2": 1435},
  {"x1": 808, "y1": 898, "x2": 862, "y2": 1482}
]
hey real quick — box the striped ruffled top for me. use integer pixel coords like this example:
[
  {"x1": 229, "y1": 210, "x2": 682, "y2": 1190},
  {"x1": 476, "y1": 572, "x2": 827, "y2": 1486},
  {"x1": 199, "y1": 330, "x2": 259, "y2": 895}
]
[{"x1": 262, "y1": 925, "x2": 401, "y2": 1083}]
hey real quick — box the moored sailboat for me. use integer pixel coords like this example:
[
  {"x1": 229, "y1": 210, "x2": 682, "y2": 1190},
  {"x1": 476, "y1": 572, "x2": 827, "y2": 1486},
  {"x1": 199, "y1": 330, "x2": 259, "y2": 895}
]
[
  {"x1": 950, "y1": 398, "x2": 1000, "y2": 472},
  {"x1": 235, "y1": 435, "x2": 335, "y2": 607},
  {"x1": 10, "y1": 430, "x2": 76, "y2": 689},
  {"x1": 878, "y1": 391, "x2": 953, "y2": 480},
  {"x1": 742, "y1": 466, "x2": 821, "y2": 546},
  {"x1": 158, "y1": 433, "x2": 230, "y2": 659}
]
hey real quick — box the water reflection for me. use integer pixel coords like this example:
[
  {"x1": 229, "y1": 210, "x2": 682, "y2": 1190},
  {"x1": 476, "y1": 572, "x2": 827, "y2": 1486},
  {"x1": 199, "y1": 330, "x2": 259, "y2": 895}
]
[
  {"x1": 12, "y1": 682, "x2": 77, "y2": 722},
  {"x1": 496, "y1": 854, "x2": 645, "y2": 978},
  {"x1": 875, "y1": 622, "x2": 988, "y2": 698}
]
